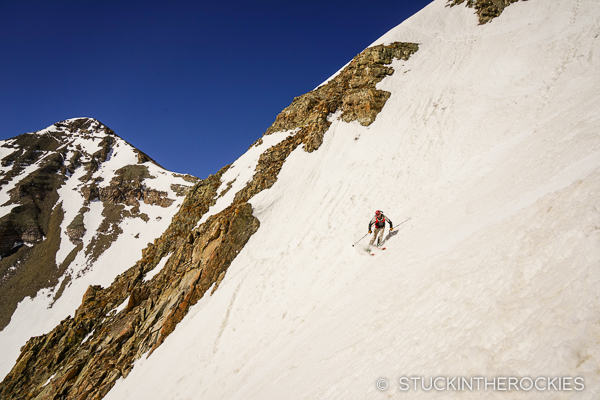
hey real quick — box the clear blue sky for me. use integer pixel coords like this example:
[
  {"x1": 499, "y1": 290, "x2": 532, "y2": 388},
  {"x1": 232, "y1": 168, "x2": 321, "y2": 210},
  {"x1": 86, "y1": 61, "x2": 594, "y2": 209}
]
[{"x1": 1, "y1": 0, "x2": 432, "y2": 179}]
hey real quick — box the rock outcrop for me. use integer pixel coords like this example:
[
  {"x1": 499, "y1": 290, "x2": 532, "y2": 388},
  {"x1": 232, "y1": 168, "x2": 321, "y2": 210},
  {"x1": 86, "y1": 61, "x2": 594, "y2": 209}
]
[
  {"x1": 83, "y1": 165, "x2": 174, "y2": 208},
  {"x1": 447, "y1": 0, "x2": 522, "y2": 24},
  {"x1": 0, "y1": 42, "x2": 418, "y2": 400},
  {"x1": 265, "y1": 42, "x2": 418, "y2": 152}
]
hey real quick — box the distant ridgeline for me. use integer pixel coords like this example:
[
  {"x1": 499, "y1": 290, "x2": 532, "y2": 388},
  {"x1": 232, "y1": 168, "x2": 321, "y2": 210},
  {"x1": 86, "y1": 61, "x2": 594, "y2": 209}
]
[{"x1": 0, "y1": 42, "x2": 420, "y2": 399}]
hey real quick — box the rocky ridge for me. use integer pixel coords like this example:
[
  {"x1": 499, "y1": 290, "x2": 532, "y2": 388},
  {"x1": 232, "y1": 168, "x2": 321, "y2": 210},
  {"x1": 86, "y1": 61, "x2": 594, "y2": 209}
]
[{"x1": 0, "y1": 42, "x2": 419, "y2": 399}]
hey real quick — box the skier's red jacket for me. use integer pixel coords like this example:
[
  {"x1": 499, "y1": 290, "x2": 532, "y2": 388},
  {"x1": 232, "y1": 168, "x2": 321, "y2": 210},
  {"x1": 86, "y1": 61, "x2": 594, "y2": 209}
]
[{"x1": 368, "y1": 213, "x2": 393, "y2": 231}]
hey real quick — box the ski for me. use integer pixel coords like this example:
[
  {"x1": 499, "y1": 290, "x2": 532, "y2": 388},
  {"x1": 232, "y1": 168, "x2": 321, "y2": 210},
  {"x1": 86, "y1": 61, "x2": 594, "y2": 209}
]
[{"x1": 366, "y1": 247, "x2": 385, "y2": 255}]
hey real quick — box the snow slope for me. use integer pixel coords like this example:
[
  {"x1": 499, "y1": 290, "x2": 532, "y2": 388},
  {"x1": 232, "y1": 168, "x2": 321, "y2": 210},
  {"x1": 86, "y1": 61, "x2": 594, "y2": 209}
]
[
  {"x1": 0, "y1": 119, "x2": 195, "y2": 380},
  {"x1": 106, "y1": 0, "x2": 599, "y2": 398}
]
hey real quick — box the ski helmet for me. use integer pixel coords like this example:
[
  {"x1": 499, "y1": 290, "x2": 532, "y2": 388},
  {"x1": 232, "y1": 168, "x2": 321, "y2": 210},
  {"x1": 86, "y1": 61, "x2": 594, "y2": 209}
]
[{"x1": 375, "y1": 210, "x2": 381, "y2": 216}]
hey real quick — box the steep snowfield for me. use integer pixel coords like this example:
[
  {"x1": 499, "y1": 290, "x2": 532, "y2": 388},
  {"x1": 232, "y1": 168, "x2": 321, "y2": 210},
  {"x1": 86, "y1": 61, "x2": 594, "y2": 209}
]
[
  {"x1": 114, "y1": 0, "x2": 600, "y2": 398},
  {"x1": 194, "y1": 128, "x2": 297, "y2": 229},
  {"x1": 0, "y1": 119, "x2": 195, "y2": 380}
]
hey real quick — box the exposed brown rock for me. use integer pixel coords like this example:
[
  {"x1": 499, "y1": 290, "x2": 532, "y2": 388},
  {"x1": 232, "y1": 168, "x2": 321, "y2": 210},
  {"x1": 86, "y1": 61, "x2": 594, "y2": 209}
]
[
  {"x1": 89, "y1": 165, "x2": 175, "y2": 208},
  {"x1": 66, "y1": 227, "x2": 86, "y2": 244},
  {"x1": 170, "y1": 183, "x2": 193, "y2": 197},
  {"x1": 134, "y1": 149, "x2": 154, "y2": 164},
  {"x1": 265, "y1": 42, "x2": 418, "y2": 153},
  {"x1": 66, "y1": 208, "x2": 88, "y2": 244},
  {"x1": 447, "y1": 0, "x2": 522, "y2": 24},
  {"x1": 80, "y1": 183, "x2": 99, "y2": 202}
]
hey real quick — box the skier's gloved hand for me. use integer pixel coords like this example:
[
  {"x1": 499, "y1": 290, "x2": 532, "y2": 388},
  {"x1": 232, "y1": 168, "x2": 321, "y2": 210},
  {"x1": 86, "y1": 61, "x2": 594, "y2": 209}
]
[
  {"x1": 390, "y1": 227, "x2": 394, "y2": 231},
  {"x1": 368, "y1": 230, "x2": 372, "y2": 234}
]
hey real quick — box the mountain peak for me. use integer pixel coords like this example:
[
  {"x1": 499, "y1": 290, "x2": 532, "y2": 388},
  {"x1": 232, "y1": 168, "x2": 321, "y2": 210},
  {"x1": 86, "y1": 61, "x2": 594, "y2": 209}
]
[
  {"x1": 0, "y1": 118, "x2": 197, "y2": 342},
  {"x1": 29, "y1": 117, "x2": 116, "y2": 140}
]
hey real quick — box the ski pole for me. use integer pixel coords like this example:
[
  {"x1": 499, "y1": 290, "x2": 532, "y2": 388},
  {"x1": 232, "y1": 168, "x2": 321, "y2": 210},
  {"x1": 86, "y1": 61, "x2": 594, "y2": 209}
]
[
  {"x1": 396, "y1": 217, "x2": 411, "y2": 228},
  {"x1": 386, "y1": 218, "x2": 410, "y2": 235},
  {"x1": 352, "y1": 232, "x2": 370, "y2": 247}
]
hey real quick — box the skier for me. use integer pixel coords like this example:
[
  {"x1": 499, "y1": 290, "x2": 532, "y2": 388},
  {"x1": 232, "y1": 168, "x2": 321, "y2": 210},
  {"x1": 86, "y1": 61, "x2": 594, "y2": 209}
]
[{"x1": 368, "y1": 210, "x2": 393, "y2": 247}]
